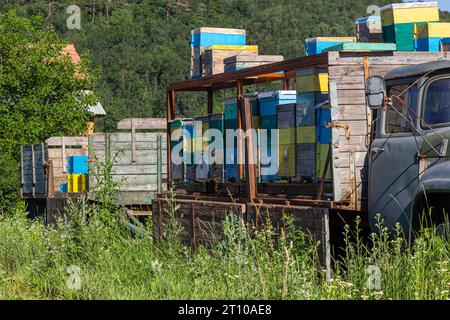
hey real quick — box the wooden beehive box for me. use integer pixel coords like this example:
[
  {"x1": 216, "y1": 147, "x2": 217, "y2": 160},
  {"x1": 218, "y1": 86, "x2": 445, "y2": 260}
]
[
  {"x1": 203, "y1": 45, "x2": 258, "y2": 76},
  {"x1": 190, "y1": 27, "x2": 247, "y2": 78},
  {"x1": 89, "y1": 118, "x2": 167, "y2": 205},
  {"x1": 21, "y1": 137, "x2": 88, "y2": 197}
]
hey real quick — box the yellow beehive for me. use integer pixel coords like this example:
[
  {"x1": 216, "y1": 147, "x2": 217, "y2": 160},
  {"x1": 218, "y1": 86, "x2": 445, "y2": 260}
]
[
  {"x1": 415, "y1": 22, "x2": 450, "y2": 39},
  {"x1": 278, "y1": 144, "x2": 296, "y2": 178},
  {"x1": 296, "y1": 73, "x2": 329, "y2": 93},
  {"x1": 296, "y1": 126, "x2": 316, "y2": 144},
  {"x1": 381, "y1": 2, "x2": 439, "y2": 27},
  {"x1": 68, "y1": 174, "x2": 87, "y2": 193},
  {"x1": 316, "y1": 144, "x2": 333, "y2": 180},
  {"x1": 279, "y1": 127, "x2": 296, "y2": 145}
]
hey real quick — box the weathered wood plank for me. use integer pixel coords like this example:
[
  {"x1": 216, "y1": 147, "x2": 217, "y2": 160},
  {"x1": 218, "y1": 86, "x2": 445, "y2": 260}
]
[
  {"x1": 93, "y1": 132, "x2": 166, "y2": 143},
  {"x1": 92, "y1": 150, "x2": 167, "y2": 165},
  {"x1": 333, "y1": 151, "x2": 368, "y2": 168},
  {"x1": 111, "y1": 164, "x2": 167, "y2": 175},
  {"x1": 48, "y1": 148, "x2": 87, "y2": 159},
  {"x1": 332, "y1": 104, "x2": 368, "y2": 121},
  {"x1": 45, "y1": 136, "x2": 88, "y2": 146},
  {"x1": 92, "y1": 141, "x2": 167, "y2": 151},
  {"x1": 336, "y1": 89, "x2": 366, "y2": 105},
  {"x1": 117, "y1": 118, "x2": 167, "y2": 130},
  {"x1": 328, "y1": 51, "x2": 450, "y2": 65},
  {"x1": 332, "y1": 135, "x2": 368, "y2": 152}
]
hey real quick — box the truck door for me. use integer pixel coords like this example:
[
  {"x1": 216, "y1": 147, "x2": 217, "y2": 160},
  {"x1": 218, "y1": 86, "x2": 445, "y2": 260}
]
[
  {"x1": 419, "y1": 76, "x2": 450, "y2": 161},
  {"x1": 414, "y1": 75, "x2": 450, "y2": 230},
  {"x1": 368, "y1": 81, "x2": 422, "y2": 233}
]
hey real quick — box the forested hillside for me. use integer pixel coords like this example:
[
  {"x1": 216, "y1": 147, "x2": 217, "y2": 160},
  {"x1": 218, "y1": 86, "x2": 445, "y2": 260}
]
[{"x1": 1, "y1": 0, "x2": 449, "y2": 130}]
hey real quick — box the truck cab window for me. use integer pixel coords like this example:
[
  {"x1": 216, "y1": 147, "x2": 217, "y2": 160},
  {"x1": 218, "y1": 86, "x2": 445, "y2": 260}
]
[
  {"x1": 385, "y1": 84, "x2": 417, "y2": 134},
  {"x1": 423, "y1": 78, "x2": 450, "y2": 128}
]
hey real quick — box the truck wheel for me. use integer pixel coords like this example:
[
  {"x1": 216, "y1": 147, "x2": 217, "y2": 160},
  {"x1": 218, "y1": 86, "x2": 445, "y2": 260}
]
[
  {"x1": 412, "y1": 193, "x2": 450, "y2": 238},
  {"x1": 436, "y1": 223, "x2": 449, "y2": 241}
]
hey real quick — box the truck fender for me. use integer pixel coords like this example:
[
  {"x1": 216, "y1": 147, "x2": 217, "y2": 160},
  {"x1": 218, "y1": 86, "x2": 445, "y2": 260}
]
[{"x1": 410, "y1": 161, "x2": 450, "y2": 218}]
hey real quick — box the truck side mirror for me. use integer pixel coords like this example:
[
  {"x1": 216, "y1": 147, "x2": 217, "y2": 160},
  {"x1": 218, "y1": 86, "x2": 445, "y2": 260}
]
[{"x1": 366, "y1": 76, "x2": 386, "y2": 110}]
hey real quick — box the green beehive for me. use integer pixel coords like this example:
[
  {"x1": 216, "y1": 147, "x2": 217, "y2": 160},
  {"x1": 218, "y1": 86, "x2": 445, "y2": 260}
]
[
  {"x1": 208, "y1": 113, "x2": 225, "y2": 180},
  {"x1": 169, "y1": 119, "x2": 194, "y2": 182}
]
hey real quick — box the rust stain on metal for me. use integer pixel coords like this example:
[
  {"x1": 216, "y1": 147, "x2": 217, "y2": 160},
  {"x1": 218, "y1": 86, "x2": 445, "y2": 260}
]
[{"x1": 325, "y1": 121, "x2": 351, "y2": 140}]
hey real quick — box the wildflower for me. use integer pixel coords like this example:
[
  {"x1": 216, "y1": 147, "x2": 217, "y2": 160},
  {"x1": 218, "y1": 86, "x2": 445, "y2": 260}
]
[{"x1": 151, "y1": 260, "x2": 163, "y2": 272}]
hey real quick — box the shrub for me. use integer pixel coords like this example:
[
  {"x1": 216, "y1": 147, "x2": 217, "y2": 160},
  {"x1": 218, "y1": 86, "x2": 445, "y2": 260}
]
[{"x1": 0, "y1": 153, "x2": 20, "y2": 214}]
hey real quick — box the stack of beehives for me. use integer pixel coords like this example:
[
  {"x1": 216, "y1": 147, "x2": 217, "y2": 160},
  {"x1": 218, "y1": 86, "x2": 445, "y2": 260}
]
[
  {"x1": 302, "y1": 2, "x2": 448, "y2": 54},
  {"x1": 190, "y1": 27, "x2": 285, "y2": 78},
  {"x1": 67, "y1": 156, "x2": 89, "y2": 193},
  {"x1": 356, "y1": 16, "x2": 383, "y2": 43},
  {"x1": 193, "y1": 115, "x2": 210, "y2": 180},
  {"x1": 169, "y1": 119, "x2": 194, "y2": 182},
  {"x1": 381, "y1": 1, "x2": 440, "y2": 51},
  {"x1": 224, "y1": 55, "x2": 284, "y2": 73},
  {"x1": 190, "y1": 27, "x2": 248, "y2": 78},
  {"x1": 257, "y1": 91, "x2": 297, "y2": 182},
  {"x1": 295, "y1": 68, "x2": 329, "y2": 182}
]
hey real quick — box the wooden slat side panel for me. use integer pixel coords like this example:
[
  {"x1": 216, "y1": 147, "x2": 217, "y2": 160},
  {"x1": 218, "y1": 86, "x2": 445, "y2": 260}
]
[
  {"x1": 247, "y1": 205, "x2": 329, "y2": 267},
  {"x1": 45, "y1": 136, "x2": 88, "y2": 146},
  {"x1": 92, "y1": 132, "x2": 167, "y2": 143},
  {"x1": 152, "y1": 199, "x2": 245, "y2": 247},
  {"x1": 328, "y1": 51, "x2": 449, "y2": 209}
]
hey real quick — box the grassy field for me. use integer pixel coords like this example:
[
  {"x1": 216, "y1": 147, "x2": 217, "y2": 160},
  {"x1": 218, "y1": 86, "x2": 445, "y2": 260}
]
[{"x1": 0, "y1": 196, "x2": 448, "y2": 300}]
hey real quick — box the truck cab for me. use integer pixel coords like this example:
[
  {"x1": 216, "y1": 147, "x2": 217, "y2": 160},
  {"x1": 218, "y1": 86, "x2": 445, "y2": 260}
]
[{"x1": 367, "y1": 61, "x2": 450, "y2": 238}]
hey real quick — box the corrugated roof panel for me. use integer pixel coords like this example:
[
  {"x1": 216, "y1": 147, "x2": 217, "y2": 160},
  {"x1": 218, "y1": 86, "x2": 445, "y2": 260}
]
[{"x1": 87, "y1": 101, "x2": 107, "y2": 116}]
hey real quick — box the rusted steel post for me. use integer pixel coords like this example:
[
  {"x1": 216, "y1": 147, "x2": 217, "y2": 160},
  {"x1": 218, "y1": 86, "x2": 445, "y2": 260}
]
[
  {"x1": 316, "y1": 146, "x2": 332, "y2": 201},
  {"x1": 167, "y1": 90, "x2": 176, "y2": 185},
  {"x1": 283, "y1": 76, "x2": 290, "y2": 90},
  {"x1": 46, "y1": 160, "x2": 54, "y2": 197},
  {"x1": 207, "y1": 88, "x2": 213, "y2": 115},
  {"x1": 242, "y1": 98, "x2": 257, "y2": 203},
  {"x1": 236, "y1": 80, "x2": 244, "y2": 184},
  {"x1": 363, "y1": 55, "x2": 373, "y2": 146}
]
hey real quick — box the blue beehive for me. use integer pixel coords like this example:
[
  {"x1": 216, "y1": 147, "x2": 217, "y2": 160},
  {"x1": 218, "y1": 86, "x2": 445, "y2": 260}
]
[
  {"x1": 190, "y1": 28, "x2": 247, "y2": 79},
  {"x1": 305, "y1": 37, "x2": 356, "y2": 55},
  {"x1": 258, "y1": 91, "x2": 297, "y2": 116},
  {"x1": 190, "y1": 29, "x2": 246, "y2": 48},
  {"x1": 296, "y1": 92, "x2": 328, "y2": 126},
  {"x1": 258, "y1": 91, "x2": 296, "y2": 182},
  {"x1": 68, "y1": 156, "x2": 89, "y2": 174},
  {"x1": 316, "y1": 107, "x2": 332, "y2": 144},
  {"x1": 60, "y1": 182, "x2": 68, "y2": 193}
]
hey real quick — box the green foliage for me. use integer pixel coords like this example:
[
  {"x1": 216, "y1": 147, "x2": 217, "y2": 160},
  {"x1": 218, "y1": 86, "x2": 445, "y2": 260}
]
[
  {"x1": 0, "y1": 154, "x2": 20, "y2": 213},
  {"x1": 0, "y1": 10, "x2": 96, "y2": 159},
  {"x1": 1, "y1": 0, "x2": 413, "y2": 132},
  {"x1": 0, "y1": 202, "x2": 449, "y2": 299},
  {"x1": 2, "y1": 1, "x2": 450, "y2": 132}
]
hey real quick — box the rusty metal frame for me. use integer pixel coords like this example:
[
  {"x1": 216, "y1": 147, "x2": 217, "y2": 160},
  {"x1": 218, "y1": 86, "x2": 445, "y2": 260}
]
[{"x1": 166, "y1": 52, "x2": 330, "y2": 199}]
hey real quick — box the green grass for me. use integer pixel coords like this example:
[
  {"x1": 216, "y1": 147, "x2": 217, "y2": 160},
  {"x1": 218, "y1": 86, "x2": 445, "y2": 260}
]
[{"x1": 0, "y1": 200, "x2": 448, "y2": 300}]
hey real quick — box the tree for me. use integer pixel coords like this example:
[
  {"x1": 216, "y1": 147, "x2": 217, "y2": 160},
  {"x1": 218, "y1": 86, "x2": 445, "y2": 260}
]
[
  {"x1": 0, "y1": 10, "x2": 96, "y2": 159},
  {"x1": 0, "y1": 10, "x2": 96, "y2": 210}
]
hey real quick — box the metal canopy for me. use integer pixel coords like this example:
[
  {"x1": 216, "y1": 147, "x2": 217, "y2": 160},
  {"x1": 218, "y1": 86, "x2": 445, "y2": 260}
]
[
  {"x1": 167, "y1": 52, "x2": 329, "y2": 92},
  {"x1": 165, "y1": 52, "x2": 330, "y2": 198}
]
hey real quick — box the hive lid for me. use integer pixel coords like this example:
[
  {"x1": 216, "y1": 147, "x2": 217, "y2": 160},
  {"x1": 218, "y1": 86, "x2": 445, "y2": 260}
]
[
  {"x1": 380, "y1": 1, "x2": 438, "y2": 11},
  {"x1": 355, "y1": 16, "x2": 381, "y2": 24},
  {"x1": 258, "y1": 90, "x2": 297, "y2": 100}
]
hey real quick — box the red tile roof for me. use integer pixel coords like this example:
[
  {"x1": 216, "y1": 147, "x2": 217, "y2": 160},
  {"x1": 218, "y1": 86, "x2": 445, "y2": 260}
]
[{"x1": 62, "y1": 44, "x2": 81, "y2": 65}]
